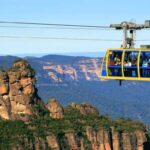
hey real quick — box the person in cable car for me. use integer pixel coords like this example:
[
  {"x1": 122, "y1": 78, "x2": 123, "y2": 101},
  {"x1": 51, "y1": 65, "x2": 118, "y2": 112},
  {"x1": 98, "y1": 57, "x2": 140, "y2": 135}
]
[
  {"x1": 109, "y1": 52, "x2": 115, "y2": 65},
  {"x1": 109, "y1": 52, "x2": 122, "y2": 76},
  {"x1": 142, "y1": 59, "x2": 148, "y2": 67},
  {"x1": 114, "y1": 54, "x2": 121, "y2": 65}
]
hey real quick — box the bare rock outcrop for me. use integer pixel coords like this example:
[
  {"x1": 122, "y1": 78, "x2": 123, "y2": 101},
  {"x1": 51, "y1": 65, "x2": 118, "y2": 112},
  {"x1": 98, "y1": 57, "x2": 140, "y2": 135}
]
[
  {"x1": 47, "y1": 98, "x2": 64, "y2": 119},
  {"x1": 46, "y1": 135, "x2": 60, "y2": 150},
  {"x1": 0, "y1": 60, "x2": 41, "y2": 120},
  {"x1": 65, "y1": 132, "x2": 80, "y2": 150},
  {"x1": 85, "y1": 126, "x2": 112, "y2": 150},
  {"x1": 0, "y1": 70, "x2": 11, "y2": 119}
]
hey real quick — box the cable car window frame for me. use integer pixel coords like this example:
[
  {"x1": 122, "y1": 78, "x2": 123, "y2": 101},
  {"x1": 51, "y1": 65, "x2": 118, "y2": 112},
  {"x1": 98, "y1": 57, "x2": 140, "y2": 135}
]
[
  {"x1": 123, "y1": 50, "x2": 139, "y2": 78},
  {"x1": 107, "y1": 50, "x2": 123, "y2": 77},
  {"x1": 100, "y1": 48, "x2": 150, "y2": 81},
  {"x1": 139, "y1": 51, "x2": 150, "y2": 78}
]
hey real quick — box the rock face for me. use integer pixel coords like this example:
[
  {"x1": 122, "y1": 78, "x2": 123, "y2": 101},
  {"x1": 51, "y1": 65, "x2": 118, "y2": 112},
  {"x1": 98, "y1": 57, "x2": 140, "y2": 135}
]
[
  {"x1": 47, "y1": 98, "x2": 64, "y2": 119},
  {"x1": 46, "y1": 135, "x2": 60, "y2": 150},
  {"x1": 31, "y1": 124, "x2": 148, "y2": 150},
  {"x1": 0, "y1": 60, "x2": 41, "y2": 120},
  {"x1": 45, "y1": 102, "x2": 148, "y2": 150},
  {"x1": 42, "y1": 58, "x2": 101, "y2": 83}
]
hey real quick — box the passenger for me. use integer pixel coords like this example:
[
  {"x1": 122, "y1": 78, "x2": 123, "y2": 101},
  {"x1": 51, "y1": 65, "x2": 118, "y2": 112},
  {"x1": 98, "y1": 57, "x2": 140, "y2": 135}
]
[
  {"x1": 114, "y1": 55, "x2": 121, "y2": 66},
  {"x1": 132, "y1": 60, "x2": 137, "y2": 66},
  {"x1": 117, "y1": 61, "x2": 121, "y2": 66},
  {"x1": 114, "y1": 54, "x2": 119, "y2": 61},
  {"x1": 109, "y1": 52, "x2": 115, "y2": 65},
  {"x1": 128, "y1": 61, "x2": 132, "y2": 66},
  {"x1": 109, "y1": 61, "x2": 115, "y2": 66},
  {"x1": 124, "y1": 61, "x2": 128, "y2": 66},
  {"x1": 142, "y1": 60, "x2": 148, "y2": 67},
  {"x1": 110, "y1": 52, "x2": 114, "y2": 61}
]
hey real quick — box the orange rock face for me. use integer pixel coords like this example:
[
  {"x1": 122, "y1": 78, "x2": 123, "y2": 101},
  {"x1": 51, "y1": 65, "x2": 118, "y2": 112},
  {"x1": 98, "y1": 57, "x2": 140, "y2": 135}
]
[
  {"x1": 65, "y1": 132, "x2": 79, "y2": 150},
  {"x1": 135, "y1": 130, "x2": 146, "y2": 150},
  {"x1": 85, "y1": 127, "x2": 112, "y2": 150},
  {"x1": 0, "y1": 70, "x2": 9, "y2": 95},
  {"x1": 0, "y1": 71, "x2": 10, "y2": 119},
  {"x1": 47, "y1": 98, "x2": 64, "y2": 119},
  {"x1": 112, "y1": 129, "x2": 120, "y2": 150},
  {"x1": 0, "y1": 97, "x2": 10, "y2": 119},
  {"x1": 46, "y1": 135, "x2": 60, "y2": 150},
  {"x1": 42, "y1": 58, "x2": 102, "y2": 82},
  {"x1": 19, "y1": 76, "x2": 35, "y2": 95},
  {"x1": 0, "y1": 85, "x2": 8, "y2": 95},
  {"x1": 0, "y1": 60, "x2": 41, "y2": 120}
]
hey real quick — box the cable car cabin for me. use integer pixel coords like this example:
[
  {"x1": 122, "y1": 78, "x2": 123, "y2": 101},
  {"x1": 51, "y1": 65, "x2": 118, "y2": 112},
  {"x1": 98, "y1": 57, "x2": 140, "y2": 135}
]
[{"x1": 100, "y1": 48, "x2": 150, "y2": 81}]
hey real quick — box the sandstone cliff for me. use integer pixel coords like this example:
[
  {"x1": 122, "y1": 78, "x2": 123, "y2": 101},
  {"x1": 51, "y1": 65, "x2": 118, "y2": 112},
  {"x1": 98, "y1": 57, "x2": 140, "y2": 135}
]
[
  {"x1": 0, "y1": 60, "x2": 149, "y2": 150},
  {"x1": 0, "y1": 59, "x2": 42, "y2": 120},
  {"x1": 42, "y1": 57, "x2": 101, "y2": 83}
]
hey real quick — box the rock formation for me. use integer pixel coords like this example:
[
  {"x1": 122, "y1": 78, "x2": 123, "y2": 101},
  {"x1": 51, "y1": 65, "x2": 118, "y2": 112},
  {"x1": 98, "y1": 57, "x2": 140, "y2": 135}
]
[
  {"x1": 0, "y1": 59, "x2": 41, "y2": 120},
  {"x1": 47, "y1": 98, "x2": 64, "y2": 119}
]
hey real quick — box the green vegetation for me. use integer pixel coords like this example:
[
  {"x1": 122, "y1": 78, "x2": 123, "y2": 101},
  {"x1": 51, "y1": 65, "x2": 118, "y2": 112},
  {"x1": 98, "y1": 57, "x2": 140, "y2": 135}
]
[
  {"x1": 0, "y1": 120, "x2": 34, "y2": 149},
  {"x1": 113, "y1": 118, "x2": 146, "y2": 132},
  {"x1": 0, "y1": 104, "x2": 147, "y2": 149},
  {"x1": 8, "y1": 59, "x2": 35, "y2": 76}
]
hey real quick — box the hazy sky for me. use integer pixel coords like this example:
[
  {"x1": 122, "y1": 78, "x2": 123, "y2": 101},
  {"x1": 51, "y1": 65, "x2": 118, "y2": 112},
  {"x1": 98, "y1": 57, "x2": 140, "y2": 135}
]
[{"x1": 0, "y1": 0, "x2": 150, "y2": 55}]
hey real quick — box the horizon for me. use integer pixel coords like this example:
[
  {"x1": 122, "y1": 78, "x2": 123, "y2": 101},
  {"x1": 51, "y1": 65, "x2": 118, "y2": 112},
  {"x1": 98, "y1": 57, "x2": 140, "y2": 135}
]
[{"x1": 0, "y1": 51, "x2": 105, "y2": 58}]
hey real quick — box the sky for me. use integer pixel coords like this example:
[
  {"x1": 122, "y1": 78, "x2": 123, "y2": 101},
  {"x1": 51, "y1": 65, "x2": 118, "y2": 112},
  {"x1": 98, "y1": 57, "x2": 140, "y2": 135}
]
[{"x1": 0, "y1": 0, "x2": 150, "y2": 55}]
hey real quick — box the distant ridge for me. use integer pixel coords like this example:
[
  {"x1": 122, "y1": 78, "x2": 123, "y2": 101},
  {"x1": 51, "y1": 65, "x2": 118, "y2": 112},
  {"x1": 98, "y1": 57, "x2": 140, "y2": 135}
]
[{"x1": 0, "y1": 51, "x2": 105, "y2": 58}]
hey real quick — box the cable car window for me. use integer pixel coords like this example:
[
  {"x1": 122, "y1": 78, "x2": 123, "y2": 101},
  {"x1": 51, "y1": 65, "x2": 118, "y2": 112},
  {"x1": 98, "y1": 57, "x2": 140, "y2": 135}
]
[
  {"x1": 108, "y1": 51, "x2": 122, "y2": 76},
  {"x1": 140, "y1": 52, "x2": 150, "y2": 77},
  {"x1": 124, "y1": 51, "x2": 138, "y2": 77}
]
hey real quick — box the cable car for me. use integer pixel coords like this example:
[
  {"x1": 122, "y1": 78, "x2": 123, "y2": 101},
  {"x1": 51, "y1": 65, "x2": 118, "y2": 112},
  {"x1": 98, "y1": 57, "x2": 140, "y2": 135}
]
[
  {"x1": 100, "y1": 21, "x2": 150, "y2": 82},
  {"x1": 100, "y1": 48, "x2": 150, "y2": 81}
]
